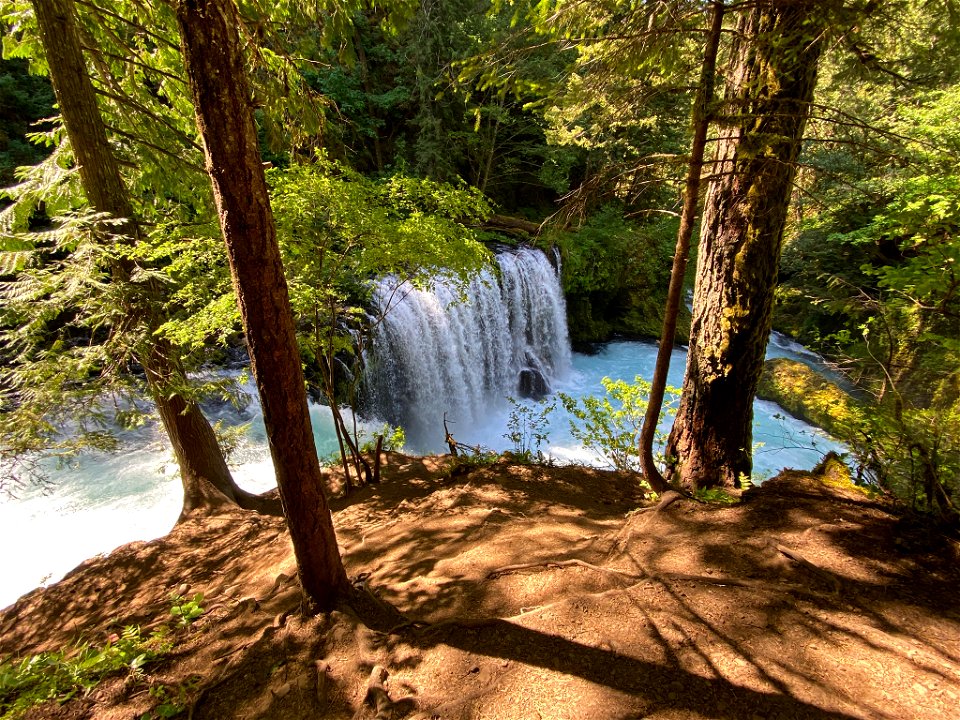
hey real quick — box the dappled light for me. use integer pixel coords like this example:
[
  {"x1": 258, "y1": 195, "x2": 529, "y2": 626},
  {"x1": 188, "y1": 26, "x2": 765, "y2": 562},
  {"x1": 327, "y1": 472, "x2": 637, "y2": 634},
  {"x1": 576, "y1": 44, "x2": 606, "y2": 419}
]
[
  {"x1": 3, "y1": 454, "x2": 957, "y2": 719},
  {"x1": 2, "y1": 1, "x2": 959, "y2": 718}
]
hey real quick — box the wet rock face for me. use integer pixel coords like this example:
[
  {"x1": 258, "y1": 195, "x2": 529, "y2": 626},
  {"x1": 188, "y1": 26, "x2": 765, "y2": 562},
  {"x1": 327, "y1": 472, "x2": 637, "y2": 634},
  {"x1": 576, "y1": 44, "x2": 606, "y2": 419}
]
[{"x1": 518, "y1": 368, "x2": 549, "y2": 400}]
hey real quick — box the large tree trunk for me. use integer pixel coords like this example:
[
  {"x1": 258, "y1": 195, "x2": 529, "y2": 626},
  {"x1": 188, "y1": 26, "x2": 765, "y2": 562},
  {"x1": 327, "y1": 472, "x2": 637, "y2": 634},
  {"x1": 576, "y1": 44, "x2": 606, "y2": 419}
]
[
  {"x1": 174, "y1": 0, "x2": 348, "y2": 610},
  {"x1": 145, "y1": 345, "x2": 282, "y2": 518},
  {"x1": 666, "y1": 1, "x2": 827, "y2": 489},
  {"x1": 31, "y1": 0, "x2": 262, "y2": 518}
]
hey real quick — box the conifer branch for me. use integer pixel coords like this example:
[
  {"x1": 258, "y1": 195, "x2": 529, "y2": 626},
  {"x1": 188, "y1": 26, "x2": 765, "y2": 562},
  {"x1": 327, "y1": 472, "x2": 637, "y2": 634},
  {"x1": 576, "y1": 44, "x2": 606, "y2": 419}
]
[{"x1": 73, "y1": 0, "x2": 179, "y2": 51}]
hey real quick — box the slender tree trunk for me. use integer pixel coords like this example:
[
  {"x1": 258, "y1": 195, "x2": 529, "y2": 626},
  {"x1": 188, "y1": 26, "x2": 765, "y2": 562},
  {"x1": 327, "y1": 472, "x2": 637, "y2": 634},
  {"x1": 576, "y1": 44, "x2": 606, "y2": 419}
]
[
  {"x1": 31, "y1": 0, "x2": 262, "y2": 518},
  {"x1": 478, "y1": 98, "x2": 503, "y2": 194},
  {"x1": 174, "y1": 0, "x2": 348, "y2": 610},
  {"x1": 313, "y1": 304, "x2": 354, "y2": 490},
  {"x1": 666, "y1": 1, "x2": 828, "y2": 489},
  {"x1": 318, "y1": 301, "x2": 371, "y2": 490},
  {"x1": 638, "y1": 1, "x2": 725, "y2": 494},
  {"x1": 354, "y1": 35, "x2": 384, "y2": 172}
]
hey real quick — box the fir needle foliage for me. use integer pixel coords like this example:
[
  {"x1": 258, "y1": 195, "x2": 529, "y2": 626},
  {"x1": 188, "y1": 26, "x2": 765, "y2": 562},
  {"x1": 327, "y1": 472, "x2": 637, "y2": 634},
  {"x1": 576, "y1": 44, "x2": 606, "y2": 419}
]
[
  {"x1": 0, "y1": 0, "x2": 955, "y2": 521},
  {"x1": 776, "y1": 4, "x2": 960, "y2": 516}
]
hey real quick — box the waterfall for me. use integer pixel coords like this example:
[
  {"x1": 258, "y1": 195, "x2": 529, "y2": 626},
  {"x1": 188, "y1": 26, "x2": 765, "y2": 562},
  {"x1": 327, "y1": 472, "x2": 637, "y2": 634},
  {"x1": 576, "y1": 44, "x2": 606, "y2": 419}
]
[{"x1": 365, "y1": 246, "x2": 571, "y2": 452}]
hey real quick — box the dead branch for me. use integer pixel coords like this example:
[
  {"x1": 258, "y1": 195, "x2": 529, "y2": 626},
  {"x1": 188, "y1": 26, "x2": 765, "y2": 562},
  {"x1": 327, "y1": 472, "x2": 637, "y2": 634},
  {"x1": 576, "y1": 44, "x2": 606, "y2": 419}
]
[{"x1": 443, "y1": 413, "x2": 458, "y2": 457}]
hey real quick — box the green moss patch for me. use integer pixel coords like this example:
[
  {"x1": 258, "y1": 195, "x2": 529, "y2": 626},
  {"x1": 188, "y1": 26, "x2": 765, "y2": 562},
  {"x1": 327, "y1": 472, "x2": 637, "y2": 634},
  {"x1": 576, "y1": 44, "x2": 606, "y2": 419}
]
[{"x1": 757, "y1": 358, "x2": 864, "y2": 440}]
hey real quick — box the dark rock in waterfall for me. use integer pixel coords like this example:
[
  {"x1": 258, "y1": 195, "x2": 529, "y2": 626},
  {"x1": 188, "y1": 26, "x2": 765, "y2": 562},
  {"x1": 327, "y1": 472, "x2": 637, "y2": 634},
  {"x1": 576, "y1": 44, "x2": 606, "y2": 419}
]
[{"x1": 518, "y1": 368, "x2": 550, "y2": 400}]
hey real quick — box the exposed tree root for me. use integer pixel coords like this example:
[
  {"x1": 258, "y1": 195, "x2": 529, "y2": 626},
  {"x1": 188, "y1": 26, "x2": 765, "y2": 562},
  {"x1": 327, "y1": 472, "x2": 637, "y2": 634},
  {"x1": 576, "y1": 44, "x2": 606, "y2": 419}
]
[
  {"x1": 355, "y1": 665, "x2": 420, "y2": 720},
  {"x1": 314, "y1": 661, "x2": 331, "y2": 707},
  {"x1": 361, "y1": 665, "x2": 392, "y2": 719},
  {"x1": 487, "y1": 558, "x2": 643, "y2": 582},
  {"x1": 408, "y1": 580, "x2": 648, "y2": 637},
  {"x1": 611, "y1": 489, "x2": 686, "y2": 555},
  {"x1": 234, "y1": 487, "x2": 285, "y2": 515},
  {"x1": 631, "y1": 489, "x2": 686, "y2": 514},
  {"x1": 489, "y1": 560, "x2": 783, "y2": 595},
  {"x1": 773, "y1": 541, "x2": 843, "y2": 594}
]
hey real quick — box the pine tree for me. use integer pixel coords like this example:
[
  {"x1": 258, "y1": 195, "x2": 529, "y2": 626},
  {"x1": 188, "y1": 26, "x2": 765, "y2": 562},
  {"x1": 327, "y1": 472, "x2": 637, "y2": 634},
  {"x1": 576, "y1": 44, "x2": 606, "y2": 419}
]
[
  {"x1": 666, "y1": 1, "x2": 833, "y2": 488},
  {"x1": 2, "y1": 0, "x2": 279, "y2": 517}
]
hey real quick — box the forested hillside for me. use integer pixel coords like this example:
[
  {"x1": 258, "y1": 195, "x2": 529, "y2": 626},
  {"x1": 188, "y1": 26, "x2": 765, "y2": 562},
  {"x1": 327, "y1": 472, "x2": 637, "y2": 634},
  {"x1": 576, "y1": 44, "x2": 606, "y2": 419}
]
[{"x1": 0, "y1": 2, "x2": 958, "y2": 716}]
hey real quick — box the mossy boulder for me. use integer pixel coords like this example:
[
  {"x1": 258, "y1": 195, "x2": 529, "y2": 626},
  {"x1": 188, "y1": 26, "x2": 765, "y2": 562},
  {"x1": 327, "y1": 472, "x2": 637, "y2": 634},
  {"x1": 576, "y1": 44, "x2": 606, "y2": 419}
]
[
  {"x1": 749, "y1": 451, "x2": 878, "y2": 502},
  {"x1": 812, "y1": 451, "x2": 852, "y2": 486},
  {"x1": 756, "y1": 358, "x2": 864, "y2": 440}
]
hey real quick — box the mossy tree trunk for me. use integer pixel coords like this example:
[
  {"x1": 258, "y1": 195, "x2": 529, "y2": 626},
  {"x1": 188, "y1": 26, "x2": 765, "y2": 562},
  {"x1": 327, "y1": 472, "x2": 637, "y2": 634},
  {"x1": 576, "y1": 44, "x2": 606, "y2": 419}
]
[
  {"x1": 174, "y1": 0, "x2": 348, "y2": 610},
  {"x1": 31, "y1": 0, "x2": 269, "y2": 519},
  {"x1": 666, "y1": 1, "x2": 829, "y2": 489}
]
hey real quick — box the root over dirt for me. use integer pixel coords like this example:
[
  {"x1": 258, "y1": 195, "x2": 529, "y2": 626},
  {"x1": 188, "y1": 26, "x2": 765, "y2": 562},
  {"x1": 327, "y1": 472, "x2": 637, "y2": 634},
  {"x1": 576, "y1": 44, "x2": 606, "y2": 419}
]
[{"x1": 2, "y1": 452, "x2": 959, "y2": 719}]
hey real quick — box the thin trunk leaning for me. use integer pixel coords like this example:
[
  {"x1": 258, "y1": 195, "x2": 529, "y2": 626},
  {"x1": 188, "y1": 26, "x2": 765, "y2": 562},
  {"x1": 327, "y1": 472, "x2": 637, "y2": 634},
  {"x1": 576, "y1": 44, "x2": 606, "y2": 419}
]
[
  {"x1": 638, "y1": 1, "x2": 725, "y2": 493},
  {"x1": 31, "y1": 0, "x2": 264, "y2": 518},
  {"x1": 174, "y1": 0, "x2": 348, "y2": 610}
]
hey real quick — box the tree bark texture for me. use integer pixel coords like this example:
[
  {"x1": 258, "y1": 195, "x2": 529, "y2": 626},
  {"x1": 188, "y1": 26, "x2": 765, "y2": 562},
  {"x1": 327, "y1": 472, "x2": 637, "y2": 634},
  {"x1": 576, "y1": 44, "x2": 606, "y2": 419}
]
[
  {"x1": 666, "y1": 1, "x2": 827, "y2": 489},
  {"x1": 31, "y1": 0, "x2": 133, "y2": 223},
  {"x1": 638, "y1": 1, "x2": 725, "y2": 494},
  {"x1": 32, "y1": 0, "x2": 252, "y2": 517},
  {"x1": 145, "y1": 344, "x2": 282, "y2": 518},
  {"x1": 174, "y1": 0, "x2": 348, "y2": 609}
]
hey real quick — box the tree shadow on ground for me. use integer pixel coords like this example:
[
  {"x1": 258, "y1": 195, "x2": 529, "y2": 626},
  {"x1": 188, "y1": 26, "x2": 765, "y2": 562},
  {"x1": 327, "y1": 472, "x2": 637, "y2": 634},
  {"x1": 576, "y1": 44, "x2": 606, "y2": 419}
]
[
  {"x1": 4, "y1": 456, "x2": 959, "y2": 720},
  {"x1": 394, "y1": 617, "x2": 867, "y2": 720},
  {"x1": 337, "y1": 461, "x2": 960, "y2": 719}
]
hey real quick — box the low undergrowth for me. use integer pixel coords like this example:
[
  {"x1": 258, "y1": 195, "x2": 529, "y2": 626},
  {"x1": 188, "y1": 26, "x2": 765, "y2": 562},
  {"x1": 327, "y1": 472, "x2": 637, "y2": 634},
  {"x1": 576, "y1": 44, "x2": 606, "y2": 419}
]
[{"x1": 0, "y1": 593, "x2": 204, "y2": 719}]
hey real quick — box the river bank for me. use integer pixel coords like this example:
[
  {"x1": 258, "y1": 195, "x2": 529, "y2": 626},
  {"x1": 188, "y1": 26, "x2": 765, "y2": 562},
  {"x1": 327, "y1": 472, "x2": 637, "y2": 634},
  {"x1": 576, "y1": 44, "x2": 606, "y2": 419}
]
[{"x1": 0, "y1": 337, "x2": 844, "y2": 610}]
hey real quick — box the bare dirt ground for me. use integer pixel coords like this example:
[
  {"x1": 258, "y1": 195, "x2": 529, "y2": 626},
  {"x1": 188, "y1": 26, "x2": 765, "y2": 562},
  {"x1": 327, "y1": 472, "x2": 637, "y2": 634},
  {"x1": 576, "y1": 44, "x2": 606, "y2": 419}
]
[{"x1": 2, "y1": 452, "x2": 959, "y2": 720}]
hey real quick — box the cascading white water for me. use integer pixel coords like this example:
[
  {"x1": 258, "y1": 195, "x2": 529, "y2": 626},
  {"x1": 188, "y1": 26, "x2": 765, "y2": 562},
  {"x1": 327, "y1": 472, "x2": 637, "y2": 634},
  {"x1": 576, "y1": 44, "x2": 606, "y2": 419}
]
[{"x1": 365, "y1": 246, "x2": 571, "y2": 451}]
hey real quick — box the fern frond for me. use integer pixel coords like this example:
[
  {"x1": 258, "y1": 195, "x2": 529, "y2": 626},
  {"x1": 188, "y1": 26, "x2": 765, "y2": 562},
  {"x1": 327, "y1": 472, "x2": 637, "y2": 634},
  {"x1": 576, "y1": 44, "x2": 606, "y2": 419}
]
[
  {"x1": 0, "y1": 250, "x2": 33, "y2": 274},
  {"x1": 0, "y1": 234, "x2": 33, "y2": 252},
  {"x1": 0, "y1": 194, "x2": 37, "y2": 235},
  {"x1": 2, "y1": 142, "x2": 78, "y2": 241},
  {"x1": 24, "y1": 115, "x2": 63, "y2": 148}
]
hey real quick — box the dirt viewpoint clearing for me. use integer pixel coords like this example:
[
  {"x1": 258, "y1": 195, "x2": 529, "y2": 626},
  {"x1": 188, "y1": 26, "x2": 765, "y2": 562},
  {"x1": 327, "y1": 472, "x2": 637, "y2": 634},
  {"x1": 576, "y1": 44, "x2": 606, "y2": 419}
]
[{"x1": 2, "y1": 452, "x2": 958, "y2": 719}]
